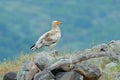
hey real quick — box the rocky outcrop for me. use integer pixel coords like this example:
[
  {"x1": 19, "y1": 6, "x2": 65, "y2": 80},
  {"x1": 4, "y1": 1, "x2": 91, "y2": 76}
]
[
  {"x1": 114, "y1": 72, "x2": 120, "y2": 80},
  {"x1": 34, "y1": 70, "x2": 54, "y2": 80},
  {"x1": 3, "y1": 72, "x2": 17, "y2": 80},
  {"x1": 34, "y1": 51, "x2": 55, "y2": 70},
  {"x1": 74, "y1": 61, "x2": 101, "y2": 80},
  {"x1": 17, "y1": 61, "x2": 39, "y2": 80},
  {"x1": 55, "y1": 71, "x2": 83, "y2": 80},
  {"x1": 16, "y1": 52, "x2": 101, "y2": 80},
  {"x1": 5, "y1": 40, "x2": 120, "y2": 80}
]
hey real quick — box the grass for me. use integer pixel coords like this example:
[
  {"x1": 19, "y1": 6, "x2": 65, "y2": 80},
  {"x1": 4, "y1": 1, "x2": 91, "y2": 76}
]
[
  {"x1": 0, "y1": 51, "x2": 70, "y2": 80},
  {"x1": 0, "y1": 52, "x2": 120, "y2": 80},
  {"x1": 0, "y1": 52, "x2": 37, "y2": 80}
]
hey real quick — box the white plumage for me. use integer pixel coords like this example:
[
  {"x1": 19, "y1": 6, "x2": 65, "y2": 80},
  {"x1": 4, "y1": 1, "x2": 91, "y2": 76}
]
[{"x1": 30, "y1": 20, "x2": 62, "y2": 51}]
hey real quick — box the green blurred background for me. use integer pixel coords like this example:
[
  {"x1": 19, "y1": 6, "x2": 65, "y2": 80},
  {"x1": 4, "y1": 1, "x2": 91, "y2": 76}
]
[{"x1": 0, "y1": 0, "x2": 120, "y2": 61}]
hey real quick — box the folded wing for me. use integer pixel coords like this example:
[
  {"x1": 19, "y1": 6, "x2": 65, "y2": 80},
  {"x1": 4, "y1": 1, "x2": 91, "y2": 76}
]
[{"x1": 30, "y1": 30, "x2": 61, "y2": 50}]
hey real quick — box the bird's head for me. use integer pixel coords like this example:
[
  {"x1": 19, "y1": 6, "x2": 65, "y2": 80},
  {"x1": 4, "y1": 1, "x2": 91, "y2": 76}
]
[{"x1": 52, "y1": 20, "x2": 62, "y2": 26}]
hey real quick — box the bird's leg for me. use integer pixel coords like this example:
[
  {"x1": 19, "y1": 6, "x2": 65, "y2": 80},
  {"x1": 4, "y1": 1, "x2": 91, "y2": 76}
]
[{"x1": 48, "y1": 45, "x2": 58, "y2": 58}]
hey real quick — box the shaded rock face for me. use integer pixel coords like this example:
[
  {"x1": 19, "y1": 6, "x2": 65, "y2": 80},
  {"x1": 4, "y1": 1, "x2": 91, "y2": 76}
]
[
  {"x1": 17, "y1": 61, "x2": 39, "y2": 80},
  {"x1": 55, "y1": 71, "x2": 83, "y2": 80},
  {"x1": 51, "y1": 68, "x2": 66, "y2": 76},
  {"x1": 114, "y1": 72, "x2": 120, "y2": 80},
  {"x1": 3, "y1": 72, "x2": 17, "y2": 80},
  {"x1": 74, "y1": 61, "x2": 101, "y2": 80},
  {"x1": 34, "y1": 70, "x2": 54, "y2": 80}
]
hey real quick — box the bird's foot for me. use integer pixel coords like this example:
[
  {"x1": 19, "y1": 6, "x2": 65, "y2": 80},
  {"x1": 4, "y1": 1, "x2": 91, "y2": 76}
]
[{"x1": 51, "y1": 50, "x2": 59, "y2": 58}]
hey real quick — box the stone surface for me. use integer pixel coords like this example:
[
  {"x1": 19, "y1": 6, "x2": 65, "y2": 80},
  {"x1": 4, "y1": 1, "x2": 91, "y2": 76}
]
[
  {"x1": 61, "y1": 64, "x2": 71, "y2": 71},
  {"x1": 16, "y1": 40, "x2": 120, "y2": 80},
  {"x1": 34, "y1": 70, "x2": 54, "y2": 80},
  {"x1": 105, "y1": 62, "x2": 117, "y2": 70},
  {"x1": 92, "y1": 43, "x2": 108, "y2": 52},
  {"x1": 17, "y1": 61, "x2": 39, "y2": 80},
  {"x1": 74, "y1": 61, "x2": 101, "y2": 80},
  {"x1": 34, "y1": 51, "x2": 55, "y2": 70},
  {"x1": 51, "y1": 68, "x2": 66, "y2": 76},
  {"x1": 108, "y1": 40, "x2": 120, "y2": 60},
  {"x1": 3, "y1": 72, "x2": 17, "y2": 80},
  {"x1": 114, "y1": 72, "x2": 120, "y2": 80},
  {"x1": 55, "y1": 71, "x2": 83, "y2": 80}
]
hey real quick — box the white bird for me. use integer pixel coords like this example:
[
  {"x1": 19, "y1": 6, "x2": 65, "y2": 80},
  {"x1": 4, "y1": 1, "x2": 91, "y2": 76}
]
[{"x1": 30, "y1": 20, "x2": 62, "y2": 53}]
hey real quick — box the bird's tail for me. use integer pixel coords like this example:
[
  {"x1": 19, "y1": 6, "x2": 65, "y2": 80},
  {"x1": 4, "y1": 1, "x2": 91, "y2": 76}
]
[{"x1": 30, "y1": 44, "x2": 36, "y2": 50}]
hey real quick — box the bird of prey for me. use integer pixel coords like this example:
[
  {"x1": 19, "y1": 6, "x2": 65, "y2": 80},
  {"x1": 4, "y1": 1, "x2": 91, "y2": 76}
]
[{"x1": 30, "y1": 20, "x2": 62, "y2": 53}]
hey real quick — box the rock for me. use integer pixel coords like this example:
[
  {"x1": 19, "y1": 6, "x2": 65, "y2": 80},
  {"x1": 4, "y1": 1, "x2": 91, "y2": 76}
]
[
  {"x1": 17, "y1": 61, "x2": 39, "y2": 80},
  {"x1": 73, "y1": 61, "x2": 101, "y2": 80},
  {"x1": 108, "y1": 40, "x2": 120, "y2": 52},
  {"x1": 75, "y1": 49, "x2": 91, "y2": 56},
  {"x1": 108, "y1": 40, "x2": 120, "y2": 60},
  {"x1": 61, "y1": 64, "x2": 71, "y2": 71},
  {"x1": 92, "y1": 43, "x2": 108, "y2": 52},
  {"x1": 3, "y1": 72, "x2": 17, "y2": 80},
  {"x1": 114, "y1": 72, "x2": 120, "y2": 80},
  {"x1": 54, "y1": 57, "x2": 73, "y2": 72},
  {"x1": 55, "y1": 71, "x2": 83, "y2": 80},
  {"x1": 105, "y1": 62, "x2": 117, "y2": 70},
  {"x1": 34, "y1": 51, "x2": 55, "y2": 70},
  {"x1": 34, "y1": 70, "x2": 54, "y2": 80},
  {"x1": 51, "y1": 68, "x2": 66, "y2": 76}
]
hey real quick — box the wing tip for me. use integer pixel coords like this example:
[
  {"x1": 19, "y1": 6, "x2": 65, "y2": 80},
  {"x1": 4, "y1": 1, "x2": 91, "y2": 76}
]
[{"x1": 30, "y1": 44, "x2": 35, "y2": 50}]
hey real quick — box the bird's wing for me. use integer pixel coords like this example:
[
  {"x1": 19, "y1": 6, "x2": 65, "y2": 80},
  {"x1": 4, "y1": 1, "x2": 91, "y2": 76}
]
[
  {"x1": 36, "y1": 30, "x2": 60, "y2": 45},
  {"x1": 35, "y1": 32, "x2": 48, "y2": 45}
]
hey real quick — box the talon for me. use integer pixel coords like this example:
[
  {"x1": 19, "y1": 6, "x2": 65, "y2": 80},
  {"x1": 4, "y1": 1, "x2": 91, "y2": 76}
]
[{"x1": 51, "y1": 50, "x2": 59, "y2": 58}]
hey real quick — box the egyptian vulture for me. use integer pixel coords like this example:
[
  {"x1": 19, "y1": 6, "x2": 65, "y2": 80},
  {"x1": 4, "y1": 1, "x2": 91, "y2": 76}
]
[{"x1": 30, "y1": 20, "x2": 62, "y2": 52}]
